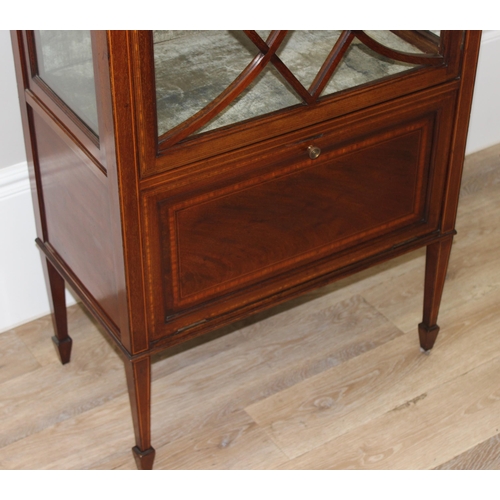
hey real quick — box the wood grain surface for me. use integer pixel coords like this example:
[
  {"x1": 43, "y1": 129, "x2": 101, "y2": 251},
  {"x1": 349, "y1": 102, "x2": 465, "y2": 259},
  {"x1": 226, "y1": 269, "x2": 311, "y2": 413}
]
[{"x1": 1, "y1": 143, "x2": 499, "y2": 469}]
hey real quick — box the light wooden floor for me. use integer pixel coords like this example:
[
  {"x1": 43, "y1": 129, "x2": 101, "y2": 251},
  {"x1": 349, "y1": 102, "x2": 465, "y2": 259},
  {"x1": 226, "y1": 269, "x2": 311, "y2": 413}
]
[{"x1": 2, "y1": 143, "x2": 500, "y2": 470}]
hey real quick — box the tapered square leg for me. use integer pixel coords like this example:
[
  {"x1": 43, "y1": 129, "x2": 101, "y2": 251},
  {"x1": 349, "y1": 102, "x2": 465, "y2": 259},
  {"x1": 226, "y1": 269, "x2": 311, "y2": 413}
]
[
  {"x1": 419, "y1": 236, "x2": 454, "y2": 351},
  {"x1": 132, "y1": 446, "x2": 156, "y2": 470},
  {"x1": 43, "y1": 258, "x2": 72, "y2": 364},
  {"x1": 125, "y1": 356, "x2": 155, "y2": 470}
]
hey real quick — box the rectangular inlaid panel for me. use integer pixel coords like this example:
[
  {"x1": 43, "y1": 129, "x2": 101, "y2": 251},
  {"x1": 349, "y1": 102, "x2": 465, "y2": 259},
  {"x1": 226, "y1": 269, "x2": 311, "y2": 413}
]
[{"x1": 158, "y1": 119, "x2": 433, "y2": 314}]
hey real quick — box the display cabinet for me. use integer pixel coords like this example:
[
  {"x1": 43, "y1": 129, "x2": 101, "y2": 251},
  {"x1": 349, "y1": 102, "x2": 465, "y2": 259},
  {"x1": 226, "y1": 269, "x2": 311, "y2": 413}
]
[{"x1": 11, "y1": 30, "x2": 481, "y2": 469}]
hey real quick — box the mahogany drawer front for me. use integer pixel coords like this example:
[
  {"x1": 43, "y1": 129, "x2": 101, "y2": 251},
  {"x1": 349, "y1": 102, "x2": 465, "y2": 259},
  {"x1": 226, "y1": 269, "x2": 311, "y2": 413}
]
[
  {"x1": 143, "y1": 89, "x2": 456, "y2": 343},
  {"x1": 169, "y1": 126, "x2": 428, "y2": 300}
]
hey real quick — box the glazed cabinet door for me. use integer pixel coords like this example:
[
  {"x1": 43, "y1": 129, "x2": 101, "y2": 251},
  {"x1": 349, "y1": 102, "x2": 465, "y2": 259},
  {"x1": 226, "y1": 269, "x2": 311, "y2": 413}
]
[{"x1": 130, "y1": 30, "x2": 465, "y2": 177}]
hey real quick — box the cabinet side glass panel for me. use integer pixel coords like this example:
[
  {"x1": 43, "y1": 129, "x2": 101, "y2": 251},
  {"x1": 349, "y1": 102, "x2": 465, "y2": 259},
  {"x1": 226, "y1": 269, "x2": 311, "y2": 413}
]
[{"x1": 34, "y1": 30, "x2": 99, "y2": 136}]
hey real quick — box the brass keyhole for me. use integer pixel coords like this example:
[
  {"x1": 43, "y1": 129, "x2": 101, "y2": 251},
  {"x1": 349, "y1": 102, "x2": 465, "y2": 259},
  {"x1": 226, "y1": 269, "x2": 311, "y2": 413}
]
[{"x1": 308, "y1": 145, "x2": 321, "y2": 160}]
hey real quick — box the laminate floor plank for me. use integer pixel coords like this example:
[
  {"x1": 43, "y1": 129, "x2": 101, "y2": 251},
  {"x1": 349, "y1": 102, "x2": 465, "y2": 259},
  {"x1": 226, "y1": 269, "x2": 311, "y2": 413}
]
[
  {"x1": 147, "y1": 296, "x2": 402, "y2": 450},
  {"x1": 459, "y1": 143, "x2": 500, "y2": 197},
  {"x1": 91, "y1": 410, "x2": 288, "y2": 470},
  {"x1": 434, "y1": 434, "x2": 500, "y2": 470},
  {"x1": 0, "y1": 294, "x2": 400, "y2": 469},
  {"x1": 88, "y1": 451, "x2": 134, "y2": 470},
  {"x1": 246, "y1": 284, "x2": 500, "y2": 459},
  {"x1": 0, "y1": 393, "x2": 134, "y2": 470},
  {"x1": 0, "y1": 327, "x2": 126, "y2": 449},
  {"x1": 9, "y1": 314, "x2": 55, "y2": 367},
  {"x1": 0, "y1": 330, "x2": 40, "y2": 385},
  {"x1": 153, "y1": 410, "x2": 287, "y2": 470},
  {"x1": 14, "y1": 304, "x2": 103, "y2": 367},
  {"x1": 275, "y1": 354, "x2": 500, "y2": 470}
]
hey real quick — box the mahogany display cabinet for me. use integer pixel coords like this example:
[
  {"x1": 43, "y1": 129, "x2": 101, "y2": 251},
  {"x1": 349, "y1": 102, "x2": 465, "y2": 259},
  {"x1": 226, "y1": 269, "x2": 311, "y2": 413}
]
[{"x1": 11, "y1": 30, "x2": 481, "y2": 469}]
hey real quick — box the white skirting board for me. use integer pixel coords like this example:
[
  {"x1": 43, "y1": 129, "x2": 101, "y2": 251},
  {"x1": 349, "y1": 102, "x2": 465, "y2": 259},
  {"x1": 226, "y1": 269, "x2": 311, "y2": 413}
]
[
  {"x1": 1, "y1": 31, "x2": 500, "y2": 334},
  {"x1": 0, "y1": 163, "x2": 76, "y2": 333}
]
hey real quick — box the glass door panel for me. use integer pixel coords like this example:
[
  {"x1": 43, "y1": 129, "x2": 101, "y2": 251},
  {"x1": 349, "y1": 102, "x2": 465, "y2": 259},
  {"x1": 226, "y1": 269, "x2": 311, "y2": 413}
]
[
  {"x1": 364, "y1": 30, "x2": 440, "y2": 54},
  {"x1": 273, "y1": 31, "x2": 343, "y2": 89},
  {"x1": 154, "y1": 31, "x2": 318, "y2": 137},
  {"x1": 154, "y1": 30, "x2": 443, "y2": 146},
  {"x1": 320, "y1": 34, "x2": 421, "y2": 96}
]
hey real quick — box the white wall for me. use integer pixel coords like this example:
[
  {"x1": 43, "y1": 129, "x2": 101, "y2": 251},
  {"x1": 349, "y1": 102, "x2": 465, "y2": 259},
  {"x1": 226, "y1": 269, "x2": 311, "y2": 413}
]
[
  {"x1": 0, "y1": 31, "x2": 26, "y2": 167},
  {"x1": 1, "y1": 31, "x2": 500, "y2": 333},
  {"x1": 466, "y1": 30, "x2": 500, "y2": 153}
]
